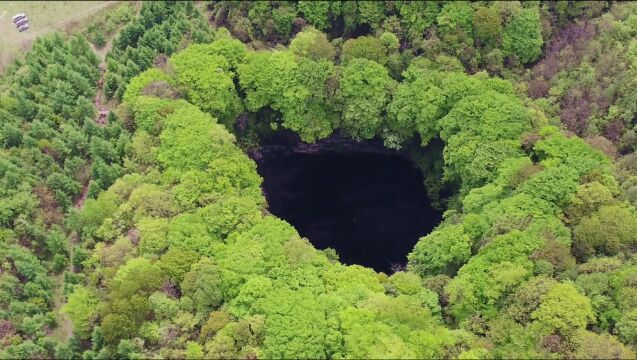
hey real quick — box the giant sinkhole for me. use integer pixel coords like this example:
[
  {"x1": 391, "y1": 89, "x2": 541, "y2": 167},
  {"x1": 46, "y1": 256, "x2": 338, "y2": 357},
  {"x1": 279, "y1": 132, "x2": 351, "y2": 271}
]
[{"x1": 254, "y1": 136, "x2": 443, "y2": 273}]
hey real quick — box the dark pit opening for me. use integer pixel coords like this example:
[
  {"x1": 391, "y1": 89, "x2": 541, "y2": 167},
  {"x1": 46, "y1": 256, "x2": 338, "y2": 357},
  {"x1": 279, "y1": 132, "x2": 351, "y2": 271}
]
[{"x1": 256, "y1": 148, "x2": 442, "y2": 273}]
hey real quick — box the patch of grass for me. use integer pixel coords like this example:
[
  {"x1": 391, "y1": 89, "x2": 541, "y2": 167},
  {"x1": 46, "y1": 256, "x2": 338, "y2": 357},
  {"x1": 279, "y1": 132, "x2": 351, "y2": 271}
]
[
  {"x1": 0, "y1": 1, "x2": 111, "y2": 70},
  {"x1": 78, "y1": 2, "x2": 140, "y2": 59}
]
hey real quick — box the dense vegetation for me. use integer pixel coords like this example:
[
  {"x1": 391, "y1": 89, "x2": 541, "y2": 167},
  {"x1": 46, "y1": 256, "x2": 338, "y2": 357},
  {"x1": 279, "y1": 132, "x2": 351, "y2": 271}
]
[
  {"x1": 2, "y1": 1, "x2": 637, "y2": 359},
  {"x1": 82, "y1": 3, "x2": 139, "y2": 49},
  {"x1": 104, "y1": 1, "x2": 213, "y2": 100},
  {"x1": 0, "y1": 33, "x2": 130, "y2": 358},
  {"x1": 528, "y1": 4, "x2": 637, "y2": 147}
]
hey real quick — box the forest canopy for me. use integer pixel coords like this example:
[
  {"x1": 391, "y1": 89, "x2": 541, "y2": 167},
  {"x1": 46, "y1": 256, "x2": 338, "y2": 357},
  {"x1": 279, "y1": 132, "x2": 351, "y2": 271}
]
[{"x1": 2, "y1": 1, "x2": 637, "y2": 359}]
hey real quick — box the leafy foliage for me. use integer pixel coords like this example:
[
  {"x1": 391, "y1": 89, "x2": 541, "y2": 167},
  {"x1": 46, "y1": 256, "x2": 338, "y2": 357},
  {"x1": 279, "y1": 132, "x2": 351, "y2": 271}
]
[
  {"x1": 5, "y1": 1, "x2": 637, "y2": 359},
  {"x1": 502, "y1": 8, "x2": 543, "y2": 64},
  {"x1": 339, "y1": 58, "x2": 394, "y2": 140},
  {"x1": 105, "y1": 1, "x2": 212, "y2": 100}
]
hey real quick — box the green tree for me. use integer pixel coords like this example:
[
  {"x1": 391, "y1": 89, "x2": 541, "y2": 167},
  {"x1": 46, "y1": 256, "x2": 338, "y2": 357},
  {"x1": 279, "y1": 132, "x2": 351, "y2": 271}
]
[
  {"x1": 54, "y1": 341, "x2": 77, "y2": 360},
  {"x1": 436, "y1": 2, "x2": 474, "y2": 37},
  {"x1": 157, "y1": 104, "x2": 235, "y2": 171},
  {"x1": 181, "y1": 257, "x2": 224, "y2": 315},
  {"x1": 297, "y1": 1, "x2": 332, "y2": 30},
  {"x1": 257, "y1": 289, "x2": 338, "y2": 359},
  {"x1": 439, "y1": 90, "x2": 531, "y2": 190},
  {"x1": 238, "y1": 50, "x2": 297, "y2": 111},
  {"x1": 564, "y1": 182, "x2": 615, "y2": 224},
  {"x1": 436, "y1": 1, "x2": 474, "y2": 57},
  {"x1": 200, "y1": 311, "x2": 230, "y2": 341},
  {"x1": 159, "y1": 248, "x2": 199, "y2": 283},
  {"x1": 278, "y1": 58, "x2": 338, "y2": 143},
  {"x1": 531, "y1": 283, "x2": 595, "y2": 336},
  {"x1": 289, "y1": 28, "x2": 336, "y2": 61},
  {"x1": 148, "y1": 291, "x2": 179, "y2": 320},
  {"x1": 572, "y1": 204, "x2": 637, "y2": 260},
  {"x1": 123, "y1": 68, "x2": 172, "y2": 104},
  {"x1": 101, "y1": 313, "x2": 137, "y2": 345},
  {"x1": 571, "y1": 330, "x2": 635, "y2": 359},
  {"x1": 398, "y1": 1, "x2": 440, "y2": 41},
  {"x1": 207, "y1": 38, "x2": 247, "y2": 70},
  {"x1": 408, "y1": 224, "x2": 472, "y2": 277},
  {"x1": 61, "y1": 285, "x2": 99, "y2": 338},
  {"x1": 185, "y1": 342, "x2": 204, "y2": 360},
  {"x1": 169, "y1": 44, "x2": 243, "y2": 127},
  {"x1": 356, "y1": 1, "x2": 386, "y2": 30},
  {"x1": 386, "y1": 69, "x2": 444, "y2": 148},
  {"x1": 238, "y1": 49, "x2": 337, "y2": 143},
  {"x1": 340, "y1": 36, "x2": 388, "y2": 65},
  {"x1": 165, "y1": 213, "x2": 214, "y2": 254},
  {"x1": 247, "y1": 1, "x2": 296, "y2": 41},
  {"x1": 197, "y1": 195, "x2": 263, "y2": 242},
  {"x1": 502, "y1": 8, "x2": 543, "y2": 63},
  {"x1": 616, "y1": 309, "x2": 637, "y2": 347},
  {"x1": 108, "y1": 257, "x2": 165, "y2": 300},
  {"x1": 339, "y1": 58, "x2": 394, "y2": 140},
  {"x1": 473, "y1": 6, "x2": 502, "y2": 48},
  {"x1": 505, "y1": 276, "x2": 558, "y2": 324},
  {"x1": 446, "y1": 230, "x2": 544, "y2": 322}
]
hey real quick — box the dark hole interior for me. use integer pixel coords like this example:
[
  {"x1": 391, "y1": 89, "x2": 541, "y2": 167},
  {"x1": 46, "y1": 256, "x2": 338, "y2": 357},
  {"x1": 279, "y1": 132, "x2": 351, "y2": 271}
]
[{"x1": 256, "y1": 150, "x2": 442, "y2": 273}]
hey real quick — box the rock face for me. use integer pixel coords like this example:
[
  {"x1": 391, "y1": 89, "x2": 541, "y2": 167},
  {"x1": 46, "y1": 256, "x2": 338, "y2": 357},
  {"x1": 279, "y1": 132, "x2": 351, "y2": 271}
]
[{"x1": 251, "y1": 131, "x2": 396, "y2": 161}]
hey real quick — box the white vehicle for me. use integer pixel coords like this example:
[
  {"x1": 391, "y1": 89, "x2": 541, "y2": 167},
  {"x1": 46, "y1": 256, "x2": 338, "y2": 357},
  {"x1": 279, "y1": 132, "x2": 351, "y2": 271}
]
[
  {"x1": 15, "y1": 18, "x2": 29, "y2": 27},
  {"x1": 12, "y1": 13, "x2": 26, "y2": 23},
  {"x1": 18, "y1": 24, "x2": 29, "y2": 32}
]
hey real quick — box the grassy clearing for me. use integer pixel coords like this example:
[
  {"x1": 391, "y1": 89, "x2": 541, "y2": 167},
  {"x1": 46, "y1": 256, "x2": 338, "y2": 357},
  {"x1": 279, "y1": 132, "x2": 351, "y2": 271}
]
[
  {"x1": 79, "y1": 2, "x2": 141, "y2": 61},
  {"x1": 0, "y1": 1, "x2": 112, "y2": 70},
  {"x1": 49, "y1": 274, "x2": 73, "y2": 342}
]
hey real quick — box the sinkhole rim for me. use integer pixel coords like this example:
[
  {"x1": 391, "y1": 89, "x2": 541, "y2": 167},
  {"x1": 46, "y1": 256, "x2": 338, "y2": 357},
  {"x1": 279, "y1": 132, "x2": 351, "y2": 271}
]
[{"x1": 252, "y1": 139, "x2": 446, "y2": 273}]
